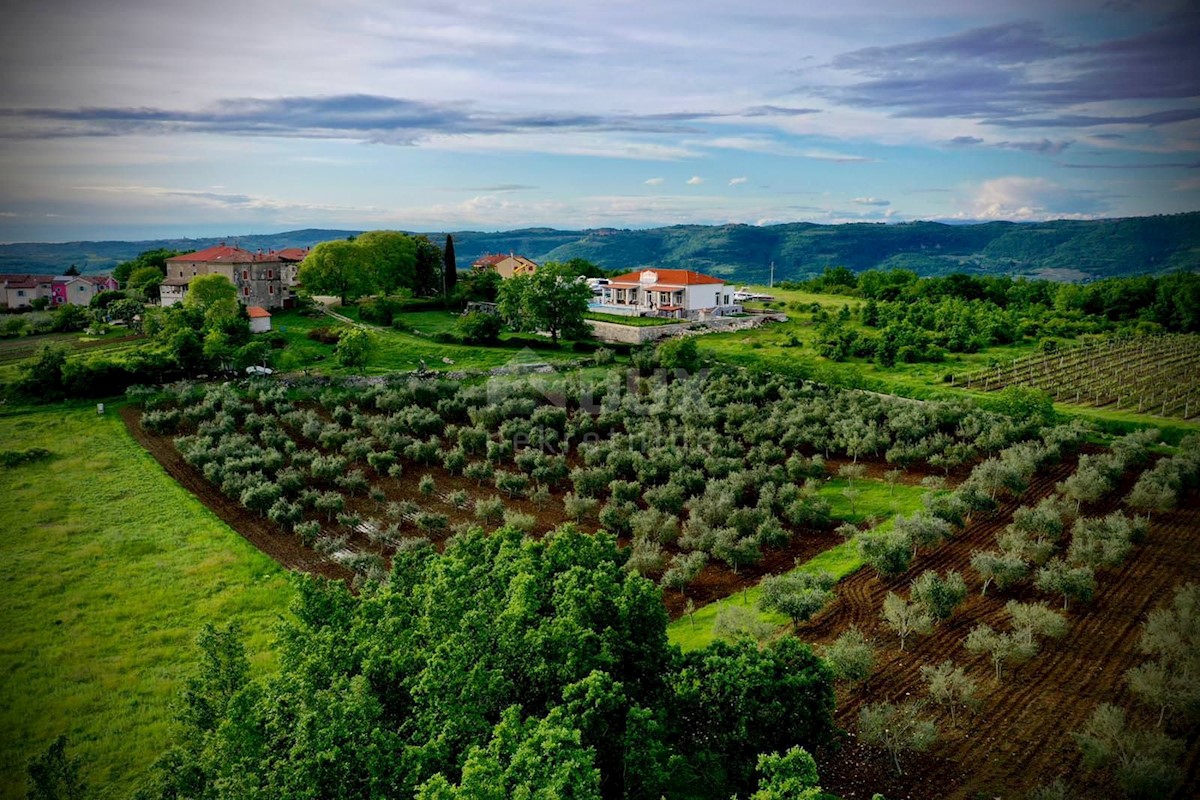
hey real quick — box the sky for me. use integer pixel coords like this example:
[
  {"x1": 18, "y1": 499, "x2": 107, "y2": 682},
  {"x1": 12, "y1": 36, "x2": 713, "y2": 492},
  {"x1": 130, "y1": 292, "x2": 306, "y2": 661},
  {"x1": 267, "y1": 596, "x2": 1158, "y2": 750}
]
[{"x1": 0, "y1": 0, "x2": 1197, "y2": 242}]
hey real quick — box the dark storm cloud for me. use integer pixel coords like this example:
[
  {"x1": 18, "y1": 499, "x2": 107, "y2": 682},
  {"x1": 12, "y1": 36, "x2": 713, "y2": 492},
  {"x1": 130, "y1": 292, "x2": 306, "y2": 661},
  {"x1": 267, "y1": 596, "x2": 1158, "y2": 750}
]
[
  {"x1": 0, "y1": 94, "x2": 821, "y2": 142},
  {"x1": 824, "y1": 14, "x2": 1200, "y2": 127}
]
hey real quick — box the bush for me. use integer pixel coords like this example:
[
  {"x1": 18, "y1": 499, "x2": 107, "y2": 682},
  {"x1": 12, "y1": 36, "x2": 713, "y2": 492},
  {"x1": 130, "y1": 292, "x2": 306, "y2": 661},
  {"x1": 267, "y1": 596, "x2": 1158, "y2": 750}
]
[
  {"x1": 457, "y1": 311, "x2": 503, "y2": 343},
  {"x1": 307, "y1": 326, "x2": 343, "y2": 344},
  {"x1": 474, "y1": 496, "x2": 505, "y2": 525}
]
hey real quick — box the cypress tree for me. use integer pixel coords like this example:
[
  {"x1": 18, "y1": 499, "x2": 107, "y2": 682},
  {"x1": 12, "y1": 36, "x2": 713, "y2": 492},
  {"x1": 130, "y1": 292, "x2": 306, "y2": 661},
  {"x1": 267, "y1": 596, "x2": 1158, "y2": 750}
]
[{"x1": 443, "y1": 233, "x2": 458, "y2": 297}]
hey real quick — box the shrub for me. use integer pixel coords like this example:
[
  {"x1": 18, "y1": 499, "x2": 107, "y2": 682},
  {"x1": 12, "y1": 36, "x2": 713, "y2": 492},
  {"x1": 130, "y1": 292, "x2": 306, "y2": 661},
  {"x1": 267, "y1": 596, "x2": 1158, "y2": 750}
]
[
  {"x1": 457, "y1": 311, "x2": 503, "y2": 343},
  {"x1": 821, "y1": 627, "x2": 875, "y2": 683},
  {"x1": 474, "y1": 495, "x2": 505, "y2": 525},
  {"x1": 909, "y1": 570, "x2": 967, "y2": 621},
  {"x1": 502, "y1": 509, "x2": 537, "y2": 533}
]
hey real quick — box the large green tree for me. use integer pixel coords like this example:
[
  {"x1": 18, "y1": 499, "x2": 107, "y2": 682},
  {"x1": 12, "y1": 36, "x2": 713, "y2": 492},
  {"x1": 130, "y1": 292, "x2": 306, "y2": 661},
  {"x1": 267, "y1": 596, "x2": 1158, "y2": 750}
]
[
  {"x1": 113, "y1": 247, "x2": 181, "y2": 285},
  {"x1": 298, "y1": 239, "x2": 369, "y2": 305},
  {"x1": 357, "y1": 230, "x2": 417, "y2": 294},
  {"x1": 498, "y1": 265, "x2": 593, "y2": 344},
  {"x1": 140, "y1": 526, "x2": 836, "y2": 800}
]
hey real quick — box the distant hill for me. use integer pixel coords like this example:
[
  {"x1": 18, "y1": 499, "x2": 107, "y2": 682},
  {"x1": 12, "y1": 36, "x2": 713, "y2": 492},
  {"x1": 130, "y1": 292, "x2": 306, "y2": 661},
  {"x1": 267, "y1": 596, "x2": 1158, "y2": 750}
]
[{"x1": 3, "y1": 214, "x2": 1197, "y2": 282}]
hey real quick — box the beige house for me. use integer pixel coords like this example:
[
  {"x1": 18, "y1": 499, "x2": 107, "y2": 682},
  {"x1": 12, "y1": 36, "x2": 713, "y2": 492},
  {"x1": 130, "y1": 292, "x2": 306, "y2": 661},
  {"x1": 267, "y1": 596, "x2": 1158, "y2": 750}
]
[
  {"x1": 162, "y1": 244, "x2": 298, "y2": 309},
  {"x1": 471, "y1": 253, "x2": 538, "y2": 279},
  {"x1": 1, "y1": 274, "x2": 53, "y2": 308}
]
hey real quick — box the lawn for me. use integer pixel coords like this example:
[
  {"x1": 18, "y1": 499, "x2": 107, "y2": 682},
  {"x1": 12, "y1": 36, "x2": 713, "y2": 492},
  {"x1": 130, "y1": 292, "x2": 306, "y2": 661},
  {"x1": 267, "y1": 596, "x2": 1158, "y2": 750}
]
[
  {"x1": 583, "y1": 311, "x2": 676, "y2": 327},
  {"x1": 0, "y1": 403, "x2": 294, "y2": 799},
  {"x1": 667, "y1": 477, "x2": 929, "y2": 652},
  {"x1": 272, "y1": 308, "x2": 585, "y2": 375}
]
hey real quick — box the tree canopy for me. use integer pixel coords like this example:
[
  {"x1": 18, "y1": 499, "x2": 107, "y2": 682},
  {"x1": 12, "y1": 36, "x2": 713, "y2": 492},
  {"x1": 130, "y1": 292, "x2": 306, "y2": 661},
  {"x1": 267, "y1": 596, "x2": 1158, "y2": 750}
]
[
  {"x1": 498, "y1": 265, "x2": 593, "y2": 343},
  {"x1": 140, "y1": 525, "x2": 836, "y2": 800}
]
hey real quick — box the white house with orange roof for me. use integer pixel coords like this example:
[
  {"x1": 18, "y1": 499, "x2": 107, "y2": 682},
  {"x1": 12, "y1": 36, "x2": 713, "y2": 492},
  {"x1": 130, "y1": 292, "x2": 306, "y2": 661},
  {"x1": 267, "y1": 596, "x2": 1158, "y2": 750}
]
[{"x1": 597, "y1": 268, "x2": 737, "y2": 319}]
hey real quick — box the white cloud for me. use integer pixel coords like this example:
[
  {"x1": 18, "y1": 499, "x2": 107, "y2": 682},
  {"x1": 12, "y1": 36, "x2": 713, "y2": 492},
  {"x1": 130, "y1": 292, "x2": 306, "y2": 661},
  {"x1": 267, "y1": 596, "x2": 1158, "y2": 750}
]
[
  {"x1": 852, "y1": 196, "x2": 889, "y2": 206},
  {"x1": 729, "y1": 177, "x2": 748, "y2": 185},
  {"x1": 686, "y1": 176, "x2": 705, "y2": 185},
  {"x1": 644, "y1": 177, "x2": 665, "y2": 185},
  {"x1": 958, "y1": 176, "x2": 1103, "y2": 221}
]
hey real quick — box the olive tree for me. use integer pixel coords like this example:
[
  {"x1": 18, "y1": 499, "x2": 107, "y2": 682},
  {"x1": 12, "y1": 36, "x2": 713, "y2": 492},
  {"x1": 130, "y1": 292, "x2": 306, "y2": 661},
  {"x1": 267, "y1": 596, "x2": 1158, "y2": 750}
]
[
  {"x1": 1074, "y1": 703, "x2": 1184, "y2": 799},
  {"x1": 909, "y1": 570, "x2": 967, "y2": 622},
  {"x1": 759, "y1": 571, "x2": 836, "y2": 630},
  {"x1": 970, "y1": 550, "x2": 1029, "y2": 596},
  {"x1": 857, "y1": 700, "x2": 938, "y2": 776},
  {"x1": 920, "y1": 660, "x2": 979, "y2": 726},
  {"x1": 821, "y1": 627, "x2": 875, "y2": 683},
  {"x1": 880, "y1": 592, "x2": 933, "y2": 651}
]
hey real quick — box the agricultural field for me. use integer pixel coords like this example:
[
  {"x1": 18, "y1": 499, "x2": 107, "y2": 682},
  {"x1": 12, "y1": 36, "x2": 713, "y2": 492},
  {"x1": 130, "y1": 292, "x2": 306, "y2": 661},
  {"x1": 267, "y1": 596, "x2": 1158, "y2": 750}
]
[
  {"x1": 961, "y1": 334, "x2": 1200, "y2": 421},
  {"x1": 0, "y1": 403, "x2": 292, "y2": 799},
  {"x1": 128, "y1": 367, "x2": 1053, "y2": 616},
  {"x1": 120, "y1": 365, "x2": 1200, "y2": 799}
]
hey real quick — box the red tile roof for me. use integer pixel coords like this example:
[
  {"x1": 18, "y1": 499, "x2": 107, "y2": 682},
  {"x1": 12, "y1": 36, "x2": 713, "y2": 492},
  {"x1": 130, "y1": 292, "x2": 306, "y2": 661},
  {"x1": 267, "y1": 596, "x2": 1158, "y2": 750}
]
[
  {"x1": 607, "y1": 269, "x2": 725, "y2": 286},
  {"x1": 167, "y1": 244, "x2": 285, "y2": 264},
  {"x1": 247, "y1": 306, "x2": 271, "y2": 318},
  {"x1": 472, "y1": 254, "x2": 507, "y2": 267},
  {"x1": 274, "y1": 248, "x2": 309, "y2": 261}
]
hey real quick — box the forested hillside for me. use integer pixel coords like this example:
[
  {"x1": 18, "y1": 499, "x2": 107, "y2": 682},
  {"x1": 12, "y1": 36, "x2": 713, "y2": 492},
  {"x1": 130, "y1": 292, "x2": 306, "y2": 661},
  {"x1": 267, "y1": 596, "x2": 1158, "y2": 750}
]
[{"x1": 2, "y1": 213, "x2": 1197, "y2": 282}]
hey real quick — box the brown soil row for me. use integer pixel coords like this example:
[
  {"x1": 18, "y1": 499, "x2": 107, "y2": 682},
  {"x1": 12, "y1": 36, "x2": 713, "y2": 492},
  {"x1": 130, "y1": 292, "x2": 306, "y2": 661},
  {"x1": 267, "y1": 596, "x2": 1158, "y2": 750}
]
[
  {"x1": 799, "y1": 455, "x2": 1200, "y2": 800},
  {"x1": 121, "y1": 405, "x2": 353, "y2": 582}
]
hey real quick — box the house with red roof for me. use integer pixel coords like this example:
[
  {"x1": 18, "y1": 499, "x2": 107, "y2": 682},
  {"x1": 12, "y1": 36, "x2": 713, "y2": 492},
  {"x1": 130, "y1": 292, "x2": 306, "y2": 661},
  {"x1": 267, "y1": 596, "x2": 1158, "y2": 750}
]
[
  {"x1": 597, "y1": 269, "x2": 737, "y2": 319},
  {"x1": 161, "y1": 243, "x2": 300, "y2": 309},
  {"x1": 0, "y1": 274, "x2": 54, "y2": 309},
  {"x1": 246, "y1": 305, "x2": 272, "y2": 334}
]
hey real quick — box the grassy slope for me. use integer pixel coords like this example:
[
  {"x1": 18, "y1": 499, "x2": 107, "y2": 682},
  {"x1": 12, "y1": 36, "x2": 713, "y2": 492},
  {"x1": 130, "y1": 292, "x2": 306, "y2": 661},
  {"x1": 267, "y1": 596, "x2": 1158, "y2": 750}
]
[
  {"x1": 0, "y1": 404, "x2": 293, "y2": 799},
  {"x1": 272, "y1": 308, "x2": 585, "y2": 375},
  {"x1": 667, "y1": 479, "x2": 928, "y2": 652}
]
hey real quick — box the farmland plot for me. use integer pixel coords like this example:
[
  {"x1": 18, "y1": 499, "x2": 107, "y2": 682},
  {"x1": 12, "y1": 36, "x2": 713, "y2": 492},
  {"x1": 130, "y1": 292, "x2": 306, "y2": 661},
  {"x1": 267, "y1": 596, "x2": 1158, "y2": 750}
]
[
  {"x1": 961, "y1": 334, "x2": 1200, "y2": 420},
  {"x1": 131, "y1": 367, "x2": 1055, "y2": 612},
  {"x1": 799, "y1": 434, "x2": 1200, "y2": 800}
]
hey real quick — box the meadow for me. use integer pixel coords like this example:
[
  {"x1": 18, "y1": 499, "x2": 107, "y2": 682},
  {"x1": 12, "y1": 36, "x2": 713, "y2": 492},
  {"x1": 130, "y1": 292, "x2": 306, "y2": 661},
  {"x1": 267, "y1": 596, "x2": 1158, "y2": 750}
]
[{"x1": 0, "y1": 403, "x2": 293, "y2": 799}]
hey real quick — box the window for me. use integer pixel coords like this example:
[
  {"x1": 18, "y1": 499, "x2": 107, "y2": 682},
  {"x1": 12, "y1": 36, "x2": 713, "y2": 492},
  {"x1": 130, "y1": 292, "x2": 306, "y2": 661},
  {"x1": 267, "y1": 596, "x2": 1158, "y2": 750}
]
[
  {"x1": 268, "y1": 285, "x2": 274, "y2": 295},
  {"x1": 16, "y1": 290, "x2": 24, "y2": 297},
  {"x1": 267, "y1": 270, "x2": 273, "y2": 279},
  {"x1": 242, "y1": 270, "x2": 249, "y2": 280},
  {"x1": 243, "y1": 287, "x2": 250, "y2": 297}
]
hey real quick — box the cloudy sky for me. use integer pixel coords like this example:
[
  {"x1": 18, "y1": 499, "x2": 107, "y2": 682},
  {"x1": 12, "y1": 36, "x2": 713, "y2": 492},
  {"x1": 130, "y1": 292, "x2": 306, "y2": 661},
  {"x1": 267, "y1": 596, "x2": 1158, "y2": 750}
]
[{"x1": 0, "y1": 0, "x2": 1197, "y2": 241}]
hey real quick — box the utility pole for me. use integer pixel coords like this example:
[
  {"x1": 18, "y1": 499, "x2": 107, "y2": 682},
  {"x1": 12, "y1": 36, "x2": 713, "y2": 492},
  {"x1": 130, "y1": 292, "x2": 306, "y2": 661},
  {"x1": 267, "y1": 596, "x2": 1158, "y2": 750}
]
[{"x1": 769, "y1": 261, "x2": 775, "y2": 288}]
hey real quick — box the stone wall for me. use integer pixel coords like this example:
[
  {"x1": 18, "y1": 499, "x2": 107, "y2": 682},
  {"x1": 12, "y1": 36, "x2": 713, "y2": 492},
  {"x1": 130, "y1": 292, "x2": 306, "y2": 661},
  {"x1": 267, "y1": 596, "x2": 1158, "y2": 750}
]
[{"x1": 586, "y1": 313, "x2": 787, "y2": 345}]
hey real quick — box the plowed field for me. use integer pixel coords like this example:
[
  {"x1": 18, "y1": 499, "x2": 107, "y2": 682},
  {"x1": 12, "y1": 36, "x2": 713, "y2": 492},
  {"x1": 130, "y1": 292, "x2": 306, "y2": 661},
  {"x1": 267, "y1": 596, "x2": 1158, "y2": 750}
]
[{"x1": 802, "y1": 457, "x2": 1200, "y2": 799}]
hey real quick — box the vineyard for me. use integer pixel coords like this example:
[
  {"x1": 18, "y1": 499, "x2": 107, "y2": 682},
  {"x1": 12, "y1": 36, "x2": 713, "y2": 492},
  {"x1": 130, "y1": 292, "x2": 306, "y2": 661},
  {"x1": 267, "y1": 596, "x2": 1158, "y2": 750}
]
[{"x1": 959, "y1": 334, "x2": 1200, "y2": 420}]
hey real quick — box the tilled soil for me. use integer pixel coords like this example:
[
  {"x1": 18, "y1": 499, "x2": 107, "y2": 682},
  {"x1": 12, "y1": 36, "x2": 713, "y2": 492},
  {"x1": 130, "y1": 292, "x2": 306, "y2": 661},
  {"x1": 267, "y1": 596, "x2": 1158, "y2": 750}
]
[{"x1": 799, "y1": 456, "x2": 1200, "y2": 800}]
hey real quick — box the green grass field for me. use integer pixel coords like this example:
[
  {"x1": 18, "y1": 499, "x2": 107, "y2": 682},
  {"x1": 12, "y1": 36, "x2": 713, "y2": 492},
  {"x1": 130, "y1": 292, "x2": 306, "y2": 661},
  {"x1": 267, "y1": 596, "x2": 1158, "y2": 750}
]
[
  {"x1": 667, "y1": 477, "x2": 929, "y2": 651},
  {"x1": 0, "y1": 404, "x2": 293, "y2": 799},
  {"x1": 272, "y1": 308, "x2": 585, "y2": 375}
]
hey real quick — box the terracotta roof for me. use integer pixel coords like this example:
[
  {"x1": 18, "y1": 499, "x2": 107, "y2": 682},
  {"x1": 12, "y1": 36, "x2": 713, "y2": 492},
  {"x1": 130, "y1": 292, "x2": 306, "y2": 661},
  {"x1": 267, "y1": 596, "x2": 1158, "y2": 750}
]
[
  {"x1": 5, "y1": 278, "x2": 37, "y2": 288},
  {"x1": 274, "y1": 248, "x2": 309, "y2": 261},
  {"x1": 247, "y1": 306, "x2": 272, "y2": 318},
  {"x1": 167, "y1": 244, "x2": 284, "y2": 264},
  {"x1": 608, "y1": 269, "x2": 724, "y2": 286},
  {"x1": 472, "y1": 254, "x2": 507, "y2": 267}
]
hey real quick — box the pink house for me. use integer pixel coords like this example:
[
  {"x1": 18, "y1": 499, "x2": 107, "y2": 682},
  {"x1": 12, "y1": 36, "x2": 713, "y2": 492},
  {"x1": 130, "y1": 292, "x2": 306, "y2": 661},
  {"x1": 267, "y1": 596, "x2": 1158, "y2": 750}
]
[{"x1": 50, "y1": 275, "x2": 119, "y2": 306}]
